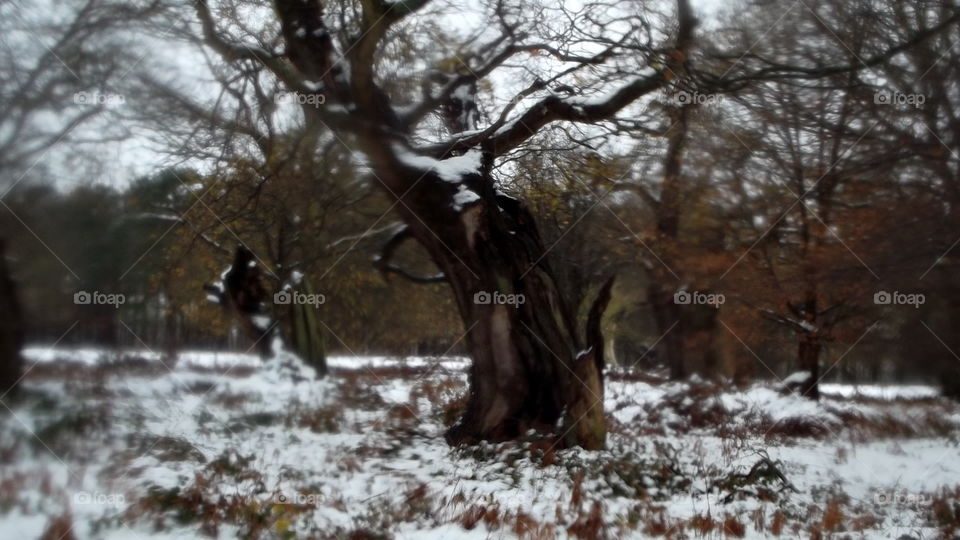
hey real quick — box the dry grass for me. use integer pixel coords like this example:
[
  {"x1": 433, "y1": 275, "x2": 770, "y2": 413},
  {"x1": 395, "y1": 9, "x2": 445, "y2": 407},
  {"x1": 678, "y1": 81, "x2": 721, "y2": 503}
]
[{"x1": 5, "y1": 358, "x2": 960, "y2": 538}]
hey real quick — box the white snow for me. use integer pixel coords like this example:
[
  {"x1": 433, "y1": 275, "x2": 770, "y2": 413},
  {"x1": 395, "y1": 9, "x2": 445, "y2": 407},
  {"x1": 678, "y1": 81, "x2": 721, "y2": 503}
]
[
  {"x1": 3, "y1": 347, "x2": 958, "y2": 538},
  {"x1": 452, "y1": 184, "x2": 480, "y2": 211},
  {"x1": 250, "y1": 314, "x2": 272, "y2": 330},
  {"x1": 820, "y1": 382, "x2": 940, "y2": 400},
  {"x1": 21, "y1": 345, "x2": 471, "y2": 373},
  {"x1": 392, "y1": 145, "x2": 483, "y2": 183},
  {"x1": 781, "y1": 370, "x2": 812, "y2": 386},
  {"x1": 798, "y1": 320, "x2": 817, "y2": 332}
]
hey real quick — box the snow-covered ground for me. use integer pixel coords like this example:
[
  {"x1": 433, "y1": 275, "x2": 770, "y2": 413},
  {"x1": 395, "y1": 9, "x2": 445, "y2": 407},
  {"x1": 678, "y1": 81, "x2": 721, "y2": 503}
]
[{"x1": 1, "y1": 347, "x2": 959, "y2": 538}]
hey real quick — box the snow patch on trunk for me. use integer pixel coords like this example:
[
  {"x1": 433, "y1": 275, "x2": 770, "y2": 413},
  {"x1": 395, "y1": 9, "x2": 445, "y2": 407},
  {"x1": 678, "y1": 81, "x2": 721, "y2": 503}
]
[
  {"x1": 391, "y1": 145, "x2": 483, "y2": 183},
  {"x1": 781, "y1": 370, "x2": 812, "y2": 387},
  {"x1": 452, "y1": 184, "x2": 480, "y2": 211}
]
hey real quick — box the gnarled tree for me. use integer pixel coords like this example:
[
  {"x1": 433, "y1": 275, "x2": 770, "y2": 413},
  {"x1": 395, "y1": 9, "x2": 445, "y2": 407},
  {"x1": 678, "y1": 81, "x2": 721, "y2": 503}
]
[{"x1": 181, "y1": 0, "x2": 697, "y2": 449}]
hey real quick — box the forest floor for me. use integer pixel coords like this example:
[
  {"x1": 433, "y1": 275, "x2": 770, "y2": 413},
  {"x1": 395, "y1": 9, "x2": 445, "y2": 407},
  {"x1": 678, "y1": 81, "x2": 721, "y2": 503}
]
[{"x1": 1, "y1": 346, "x2": 959, "y2": 539}]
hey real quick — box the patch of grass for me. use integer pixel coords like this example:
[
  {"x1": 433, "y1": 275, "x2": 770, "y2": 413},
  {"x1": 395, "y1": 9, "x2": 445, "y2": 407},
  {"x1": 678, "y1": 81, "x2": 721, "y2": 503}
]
[
  {"x1": 348, "y1": 488, "x2": 435, "y2": 536},
  {"x1": 296, "y1": 405, "x2": 343, "y2": 434},
  {"x1": 130, "y1": 484, "x2": 276, "y2": 537},
  {"x1": 131, "y1": 435, "x2": 206, "y2": 463},
  {"x1": 931, "y1": 487, "x2": 960, "y2": 535},
  {"x1": 722, "y1": 515, "x2": 746, "y2": 537},
  {"x1": 206, "y1": 449, "x2": 261, "y2": 482},
  {"x1": 567, "y1": 501, "x2": 605, "y2": 539},
  {"x1": 30, "y1": 404, "x2": 112, "y2": 456},
  {"x1": 336, "y1": 374, "x2": 388, "y2": 411},
  {"x1": 125, "y1": 449, "x2": 302, "y2": 537},
  {"x1": 227, "y1": 411, "x2": 282, "y2": 433},
  {"x1": 457, "y1": 502, "x2": 501, "y2": 531},
  {"x1": 39, "y1": 511, "x2": 75, "y2": 540},
  {"x1": 712, "y1": 453, "x2": 796, "y2": 503}
]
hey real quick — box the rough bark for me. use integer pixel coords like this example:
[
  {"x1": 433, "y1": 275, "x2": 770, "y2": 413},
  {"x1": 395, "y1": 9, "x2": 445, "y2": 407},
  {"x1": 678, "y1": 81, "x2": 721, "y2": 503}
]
[
  {"x1": 285, "y1": 276, "x2": 327, "y2": 377},
  {"x1": 567, "y1": 276, "x2": 615, "y2": 449},
  {"x1": 0, "y1": 239, "x2": 24, "y2": 399},
  {"x1": 647, "y1": 284, "x2": 719, "y2": 380},
  {"x1": 797, "y1": 291, "x2": 821, "y2": 400},
  {"x1": 648, "y1": 106, "x2": 689, "y2": 381},
  {"x1": 682, "y1": 303, "x2": 719, "y2": 376},
  {"x1": 192, "y1": 0, "x2": 697, "y2": 448},
  {"x1": 648, "y1": 284, "x2": 685, "y2": 380},
  {"x1": 939, "y1": 279, "x2": 960, "y2": 400},
  {"x1": 942, "y1": 362, "x2": 960, "y2": 401},
  {"x1": 371, "y1": 150, "x2": 612, "y2": 448},
  {"x1": 797, "y1": 333, "x2": 821, "y2": 401}
]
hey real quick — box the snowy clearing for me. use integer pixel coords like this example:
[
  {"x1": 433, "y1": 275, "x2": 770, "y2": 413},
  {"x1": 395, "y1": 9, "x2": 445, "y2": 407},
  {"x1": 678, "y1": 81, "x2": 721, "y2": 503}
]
[{"x1": 1, "y1": 347, "x2": 959, "y2": 539}]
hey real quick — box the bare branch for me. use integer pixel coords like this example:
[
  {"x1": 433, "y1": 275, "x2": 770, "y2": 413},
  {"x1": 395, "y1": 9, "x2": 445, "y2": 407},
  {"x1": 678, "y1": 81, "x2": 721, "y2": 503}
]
[{"x1": 372, "y1": 226, "x2": 447, "y2": 284}]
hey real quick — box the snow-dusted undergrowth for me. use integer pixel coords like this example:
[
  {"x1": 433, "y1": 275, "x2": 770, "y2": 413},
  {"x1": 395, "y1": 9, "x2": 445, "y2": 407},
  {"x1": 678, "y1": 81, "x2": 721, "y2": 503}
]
[{"x1": 1, "y1": 347, "x2": 958, "y2": 538}]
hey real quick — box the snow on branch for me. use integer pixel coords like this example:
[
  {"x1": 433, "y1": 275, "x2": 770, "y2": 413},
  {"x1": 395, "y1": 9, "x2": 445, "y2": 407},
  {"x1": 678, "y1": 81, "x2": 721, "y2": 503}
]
[
  {"x1": 418, "y1": 0, "x2": 696, "y2": 157},
  {"x1": 194, "y1": 0, "x2": 354, "y2": 129},
  {"x1": 760, "y1": 308, "x2": 818, "y2": 334},
  {"x1": 391, "y1": 144, "x2": 484, "y2": 183}
]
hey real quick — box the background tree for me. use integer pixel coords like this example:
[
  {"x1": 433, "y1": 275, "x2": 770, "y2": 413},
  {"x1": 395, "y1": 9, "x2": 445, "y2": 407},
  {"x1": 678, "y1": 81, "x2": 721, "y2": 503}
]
[
  {"x1": 0, "y1": 0, "x2": 161, "y2": 397},
  {"x1": 854, "y1": 0, "x2": 960, "y2": 399},
  {"x1": 0, "y1": 240, "x2": 23, "y2": 399}
]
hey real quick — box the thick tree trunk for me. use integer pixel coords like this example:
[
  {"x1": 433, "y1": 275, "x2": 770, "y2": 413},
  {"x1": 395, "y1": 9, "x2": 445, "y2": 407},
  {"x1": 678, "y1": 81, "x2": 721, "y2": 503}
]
[
  {"x1": 940, "y1": 279, "x2": 960, "y2": 400},
  {"x1": 795, "y1": 279, "x2": 821, "y2": 400},
  {"x1": 647, "y1": 106, "x2": 689, "y2": 381},
  {"x1": 942, "y1": 364, "x2": 960, "y2": 401},
  {"x1": 797, "y1": 333, "x2": 821, "y2": 400},
  {"x1": 648, "y1": 284, "x2": 685, "y2": 380},
  {"x1": 647, "y1": 284, "x2": 719, "y2": 380},
  {"x1": 376, "y1": 151, "x2": 612, "y2": 449},
  {"x1": 0, "y1": 239, "x2": 24, "y2": 399},
  {"x1": 683, "y1": 303, "x2": 719, "y2": 377}
]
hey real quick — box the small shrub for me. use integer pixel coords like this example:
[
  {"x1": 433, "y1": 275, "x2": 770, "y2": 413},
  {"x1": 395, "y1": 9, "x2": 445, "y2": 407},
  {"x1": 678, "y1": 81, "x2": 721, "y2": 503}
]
[{"x1": 297, "y1": 405, "x2": 343, "y2": 433}]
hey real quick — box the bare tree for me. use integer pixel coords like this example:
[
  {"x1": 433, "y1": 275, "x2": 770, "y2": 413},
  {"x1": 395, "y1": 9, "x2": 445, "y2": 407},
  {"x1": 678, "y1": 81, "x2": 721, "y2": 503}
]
[
  {"x1": 174, "y1": 0, "x2": 698, "y2": 448},
  {"x1": 0, "y1": 0, "x2": 162, "y2": 186},
  {"x1": 856, "y1": 0, "x2": 960, "y2": 398},
  {"x1": 727, "y1": 80, "x2": 888, "y2": 399},
  {"x1": 0, "y1": 0, "x2": 161, "y2": 397}
]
